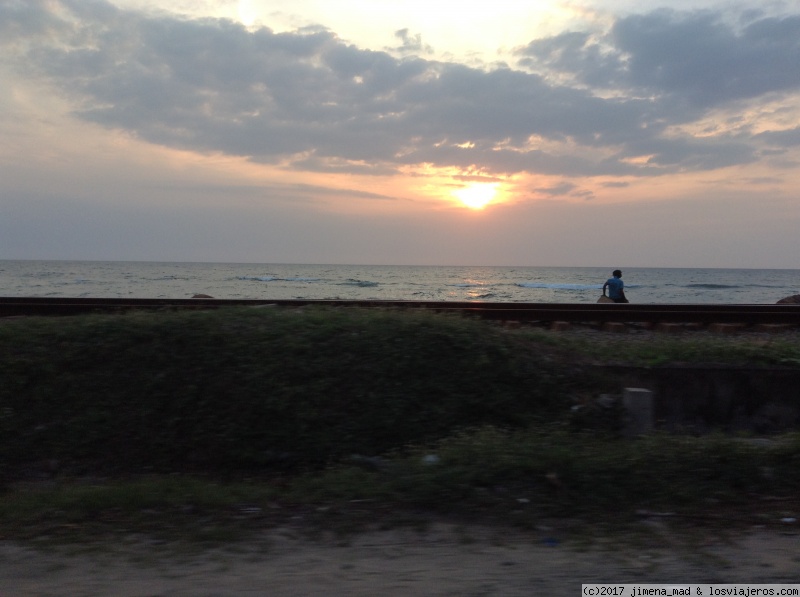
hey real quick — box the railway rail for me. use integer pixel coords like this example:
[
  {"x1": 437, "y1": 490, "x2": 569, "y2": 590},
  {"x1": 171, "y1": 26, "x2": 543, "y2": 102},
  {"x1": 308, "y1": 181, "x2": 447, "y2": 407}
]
[{"x1": 1, "y1": 297, "x2": 799, "y2": 327}]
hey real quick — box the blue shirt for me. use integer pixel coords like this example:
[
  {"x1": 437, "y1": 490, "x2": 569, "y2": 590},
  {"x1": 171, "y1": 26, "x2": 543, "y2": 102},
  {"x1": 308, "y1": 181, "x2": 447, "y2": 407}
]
[{"x1": 605, "y1": 277, "x2": 624, "y2": 299}]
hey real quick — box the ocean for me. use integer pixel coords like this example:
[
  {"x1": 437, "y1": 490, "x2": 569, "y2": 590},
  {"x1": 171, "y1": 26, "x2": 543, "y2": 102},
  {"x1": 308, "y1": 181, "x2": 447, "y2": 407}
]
[{"x1": 1, "y1": 260, "x2": 798, "y2": 305}]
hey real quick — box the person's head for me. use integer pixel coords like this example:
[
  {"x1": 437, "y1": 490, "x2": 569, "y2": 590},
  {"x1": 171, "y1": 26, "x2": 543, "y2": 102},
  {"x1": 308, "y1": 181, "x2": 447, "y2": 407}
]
[{"x1": 612, "y1": 269, "x2": 622, "y2": 278}]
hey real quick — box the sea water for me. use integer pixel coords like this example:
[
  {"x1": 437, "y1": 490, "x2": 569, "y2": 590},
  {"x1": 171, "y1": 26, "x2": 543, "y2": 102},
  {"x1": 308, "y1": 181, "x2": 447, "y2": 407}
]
[{"x1": 0, "y1": 260, "x2": 798, "y2": 304}]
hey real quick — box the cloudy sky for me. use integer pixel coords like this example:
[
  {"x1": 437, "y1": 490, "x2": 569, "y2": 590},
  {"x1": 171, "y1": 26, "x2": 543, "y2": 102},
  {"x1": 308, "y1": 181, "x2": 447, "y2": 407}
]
[{"x1": 2, "y1": 0, "x2": 799, "y2": 267}]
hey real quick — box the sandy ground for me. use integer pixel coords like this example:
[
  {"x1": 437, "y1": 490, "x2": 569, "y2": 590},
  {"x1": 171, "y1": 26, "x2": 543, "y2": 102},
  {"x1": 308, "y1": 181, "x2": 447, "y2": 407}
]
[{"x1": 2, "y1": 524, "x2": 799, "y2": 596}]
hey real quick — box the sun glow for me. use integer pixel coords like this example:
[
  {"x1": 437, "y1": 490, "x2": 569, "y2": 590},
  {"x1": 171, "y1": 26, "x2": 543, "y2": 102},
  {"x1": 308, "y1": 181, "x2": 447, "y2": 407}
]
[
  {"x1": 237, "y1": 0, "x2": 258, "y2": 26},
  {"x1": 452, "y1": 183, "x2": 499, "y2": 209}
]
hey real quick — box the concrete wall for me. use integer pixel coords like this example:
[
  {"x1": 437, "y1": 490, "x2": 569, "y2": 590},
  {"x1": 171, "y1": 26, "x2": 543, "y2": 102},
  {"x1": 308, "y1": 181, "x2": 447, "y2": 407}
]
[{"x1": 596, "y1": 365, "x2": 800, "y2": 433}]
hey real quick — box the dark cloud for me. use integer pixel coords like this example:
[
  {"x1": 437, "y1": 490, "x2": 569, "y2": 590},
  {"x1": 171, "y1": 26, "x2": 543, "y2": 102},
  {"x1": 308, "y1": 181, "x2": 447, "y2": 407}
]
[
  {"x1": 756, "y1": 126, "x2": 800, "y2": 147},
  {"x1": 390, "y1": 29, "x2": 433, "y2": 56},
  {"x1": 612, "y1": 11, "x2": 800, "y2": 108},
  {"x1": 537, "y1": 182, "x2": 577, "y2": 196},
  {"x1": 4, "y1": 0, "x2": 798, "y2": 182},
  {"x1": 518, "y1": 9, "x2": 800, "y2": 111}
]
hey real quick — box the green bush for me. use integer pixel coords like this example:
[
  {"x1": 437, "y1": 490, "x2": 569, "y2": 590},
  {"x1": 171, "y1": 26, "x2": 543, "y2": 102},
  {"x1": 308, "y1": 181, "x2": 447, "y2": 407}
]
[{"x1": 0, "y1": 307, "x2": 574, "y2": 479}]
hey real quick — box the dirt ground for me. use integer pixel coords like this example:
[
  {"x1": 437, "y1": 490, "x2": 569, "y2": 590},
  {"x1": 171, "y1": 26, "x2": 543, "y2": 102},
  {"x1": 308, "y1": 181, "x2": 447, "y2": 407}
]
[{"x1": 2, "y1": 523, "x2": 798, "y2": 597}]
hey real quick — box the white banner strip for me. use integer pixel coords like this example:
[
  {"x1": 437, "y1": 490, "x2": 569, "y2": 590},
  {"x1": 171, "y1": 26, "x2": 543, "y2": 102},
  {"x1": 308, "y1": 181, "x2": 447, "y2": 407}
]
[{"x1": 582, "y1": 586, "x2": 800, "y2": 597}]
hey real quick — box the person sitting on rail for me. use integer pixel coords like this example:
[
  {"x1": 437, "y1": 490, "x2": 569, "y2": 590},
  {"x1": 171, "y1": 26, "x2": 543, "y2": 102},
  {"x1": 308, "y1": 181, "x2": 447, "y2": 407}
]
[{"x1": 602, "y1": 270, "x2": 629, "y2": 303}]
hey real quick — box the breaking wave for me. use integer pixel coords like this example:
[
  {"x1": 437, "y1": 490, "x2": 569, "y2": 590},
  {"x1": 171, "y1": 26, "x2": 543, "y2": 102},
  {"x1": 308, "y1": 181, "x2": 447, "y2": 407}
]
[{"x1": 517, "y1": 283, "x2": 602, "y2": 290}]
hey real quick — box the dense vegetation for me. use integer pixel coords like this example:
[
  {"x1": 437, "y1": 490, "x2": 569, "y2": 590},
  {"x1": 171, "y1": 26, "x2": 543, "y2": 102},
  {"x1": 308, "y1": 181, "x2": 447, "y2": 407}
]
[
  {"x1": 1, "y1": 307, "x2": 799, "y2": 541},
  {"x1": 0, "y1": 307, "x2": 587, "y2": 479}
]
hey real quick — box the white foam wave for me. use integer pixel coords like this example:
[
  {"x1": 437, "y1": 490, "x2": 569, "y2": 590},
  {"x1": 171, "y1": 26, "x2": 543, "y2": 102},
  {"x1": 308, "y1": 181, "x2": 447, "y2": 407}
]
[
  {"x1": 238, "y1": 276, "x2": 276, "y2": 282},
  {"x1": 517, "y1": 283, "x2": 602, "y2": 290},
  {"x1": 340, "y1": 279, "x2": 379, "y2": 287}
]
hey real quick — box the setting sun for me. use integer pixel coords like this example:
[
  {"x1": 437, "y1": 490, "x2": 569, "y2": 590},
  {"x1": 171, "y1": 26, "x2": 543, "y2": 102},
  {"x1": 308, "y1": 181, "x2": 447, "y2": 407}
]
[{"x1": 453, "y1": 183, "x2": 498, "y2": 209}]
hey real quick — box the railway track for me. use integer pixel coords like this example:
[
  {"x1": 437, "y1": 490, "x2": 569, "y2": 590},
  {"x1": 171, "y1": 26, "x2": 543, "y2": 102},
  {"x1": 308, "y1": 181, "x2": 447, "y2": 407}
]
[{"x1": 1, "y1": 296, "x2": 799, "y2": 327}]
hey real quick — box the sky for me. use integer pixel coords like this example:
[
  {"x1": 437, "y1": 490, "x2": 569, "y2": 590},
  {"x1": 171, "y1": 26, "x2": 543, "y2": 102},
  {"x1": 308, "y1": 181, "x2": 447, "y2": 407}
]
[{"x1": 2, "y1": 0, "x2": 800, "y2": 268}]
